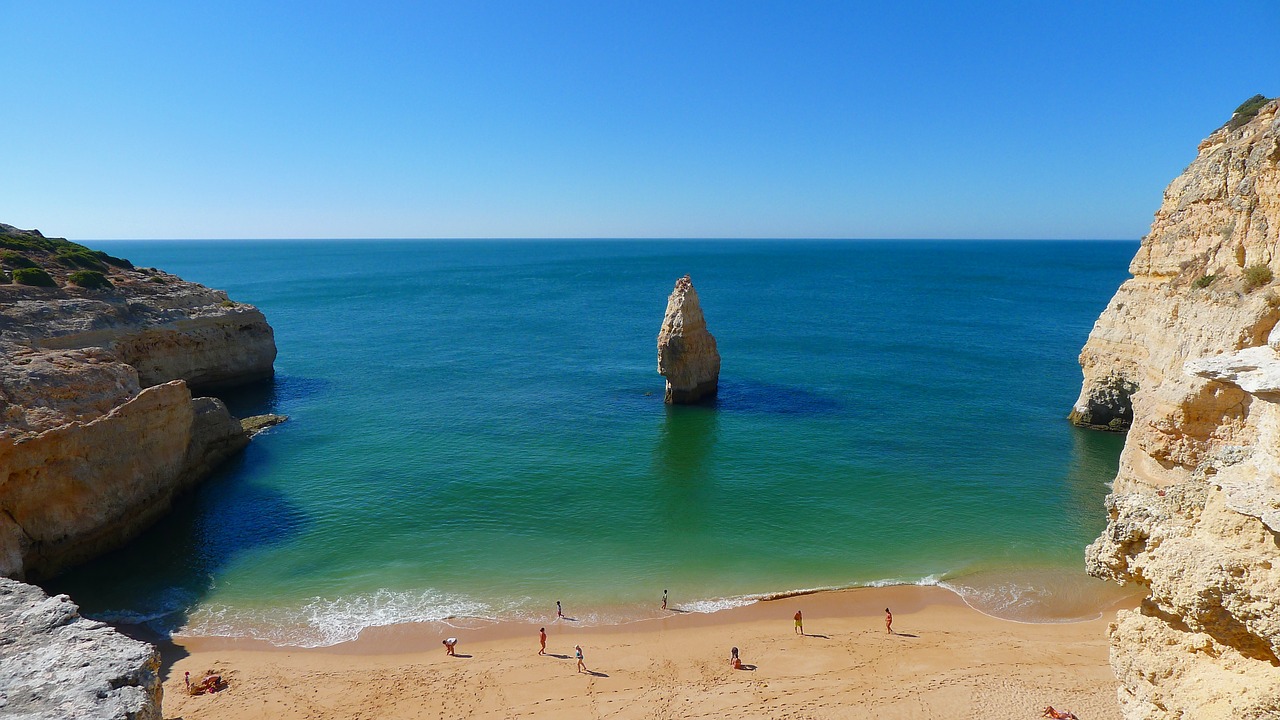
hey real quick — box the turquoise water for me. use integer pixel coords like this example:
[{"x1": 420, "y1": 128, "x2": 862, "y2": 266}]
[{"x1": 53, "y1": 240, "x2": 1133, "y2": 646}]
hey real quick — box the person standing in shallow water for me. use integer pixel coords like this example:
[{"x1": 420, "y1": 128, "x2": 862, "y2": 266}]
[
  {"x1": 885, "y1": 608, "x2": 893, "y2": 634},
  {"x1": 539, "y1": 627, "x2": 547, "y2": 655},
  {"x1": 662, "y1": 589, "x2": 667, "y2": 611},
  {"x1": 556, "y1": 600, "x2": 563, "y2": 619},
  {"x1": 794, "y1": 610, "x2": 803, "y2": 635}
]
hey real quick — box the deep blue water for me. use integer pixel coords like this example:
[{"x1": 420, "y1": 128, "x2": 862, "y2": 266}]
[{"x1": 53, "y1": 240, "x2": 1134, "y2": 646}]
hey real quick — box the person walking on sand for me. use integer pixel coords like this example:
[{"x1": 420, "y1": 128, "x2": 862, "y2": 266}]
[
  {"x1": 557, "y1": 600, "x2": 563, "y2": 619},
  {"x1": 539, "y1": 627, "x2": 547, "y2": 655},
  {"x1": 662, "y1": 589, "x2": 667, "y2": 611},
  {"x1": 443, "y1": 637, "x2": 458, "y2": 656},
  {"x1": 575, "y1": 644, "x2": 586, "y2": 673},
  {"x1": 885, "y1": 607, "x2": 893, "y2": 634},
  {"x1": 794, "y1": 610, "x2": 804, "y2": 635}
]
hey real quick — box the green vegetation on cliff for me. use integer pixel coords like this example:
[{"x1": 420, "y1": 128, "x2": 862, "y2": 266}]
[
  {"x1": 12, "y1": 267, "x2": 57, "y2": 287},
  {"x1": 0, "y1": 251, "x2": 38, "y2": 269},
  {"x1": 1226, "y1": 94, "x2": 1273, "y2": 131},
  {"x1": 67, "y1": 270, "x2": 112, "y2": 289},
  {"x1": 0, "y1": 224, "x2": 132, "y2": 291},
  {"x1": 0, "y1": 224, "x2": 131, "y2": 270}
]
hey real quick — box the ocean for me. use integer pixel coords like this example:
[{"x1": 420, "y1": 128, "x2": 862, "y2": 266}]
[{"x1": 50, "y1": 239, "x2": 1135, "y2": 647}]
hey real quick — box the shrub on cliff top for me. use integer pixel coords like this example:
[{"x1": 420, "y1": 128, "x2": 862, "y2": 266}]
[
  {"x1": 68, "y1": 270, "x2": 112, "y2": 289},
  {"x1": 0, "y1": 227, "x2": 132, "y2": 269},
  {"x1": 0, "y1": 251, "x2": 38, "y2": 269},
  {"x1": 55, "y1": 248, "x2": 108, "y2": 271},
  {"x1": 1227, "y1": 94, "x2": 1271, "y2": 131},
  {"x1": 12, "y1": 267, "x2": 57, "y2": 287},
  {"x1": 1244, "y1": 264, "x2": 1273, "y2": 291}
]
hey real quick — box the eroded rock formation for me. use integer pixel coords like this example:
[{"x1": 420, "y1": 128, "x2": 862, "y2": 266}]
[
  {"x1": 657, "y1": 275, "x2": 720, "y2": 404},
  {"x1": 0, "y1": 576, "x2": 162, "y2": 720},
  {"x1": 1, "y1": 224, "x2": 277, "y2": 580},
  {"x1": 1076, "y1": 98, "x2": 1280, "y2": 719}
]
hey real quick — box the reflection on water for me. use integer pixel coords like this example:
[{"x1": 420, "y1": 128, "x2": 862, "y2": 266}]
[
  {"x1": 653, "y1": 404, "x2": 719, "y2": 533},
  {"x1": 1063, "y1": 426, "x2": 1126, "y2": 529}
]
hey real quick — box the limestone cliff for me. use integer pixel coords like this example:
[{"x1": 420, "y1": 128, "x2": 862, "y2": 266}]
[
  {"x1": 0, "y1": 225, "x2": 277, "y2": 580},
  {"x1": 0, "y1": 577, "x2": 161, "y2": 720},
  {"x1": 657, "y1": 275, "x2": 720, "y2": 404},
  {"x1": 1076, "y1": 98, "x2": 1280, "y2": 719}
]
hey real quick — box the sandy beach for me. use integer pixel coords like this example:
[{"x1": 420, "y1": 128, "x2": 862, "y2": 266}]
[{"x1": 161, "y1": 585, "x2": 1132, "y2": 720}]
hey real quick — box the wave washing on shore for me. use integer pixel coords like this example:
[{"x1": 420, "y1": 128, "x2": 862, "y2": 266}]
[
  {"x1": 86, "y1": 568, "x2": 1133, "y2": 648},
  {"x1": 52, "y1": 239, "x2": 1136, "y2": 649}
]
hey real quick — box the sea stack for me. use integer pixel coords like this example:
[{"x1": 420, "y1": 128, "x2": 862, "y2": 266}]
[
  {"x1": 657, "y1": 274, "x2": 720, "y2": 404},
  {"x1": 1075, "y1": 97, "x2": 1280, "y2": 719}
]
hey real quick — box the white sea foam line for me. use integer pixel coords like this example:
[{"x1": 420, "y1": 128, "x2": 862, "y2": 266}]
[
  {"x1": 169, "y1": 574, "x2": 1059, "y2": 647},
  {"x1": 180, "y1": 588, "x2": 506, "y2": 648},
  {"x1": 934, "y1": 579, "x2": 1106, "y2": 625}
]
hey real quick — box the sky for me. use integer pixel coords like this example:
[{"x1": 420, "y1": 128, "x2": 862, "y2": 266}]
[{"x1": 2, "y1": 2, "x2": 1277, "y2": 240}]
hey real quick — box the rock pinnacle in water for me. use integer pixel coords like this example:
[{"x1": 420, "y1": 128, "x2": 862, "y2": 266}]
[{"x1": 657, "y1": 274, "x2": 720, "y2": 404}]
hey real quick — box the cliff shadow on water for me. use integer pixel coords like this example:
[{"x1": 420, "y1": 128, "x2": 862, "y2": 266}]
[
  {"x1": 215, "y1": 373, "x2": 331, "y2": 419},
  {"x1": 44, "y1": 438, "x2": 309, "y2": 676}
]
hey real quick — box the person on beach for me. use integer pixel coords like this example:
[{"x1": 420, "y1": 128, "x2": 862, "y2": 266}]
[
  {"x1": 557, "y1": 600, "x2": 563, "y2": 619},
  {"x1": 539, "y1": 627, "x2": 547, "y2": 655},
  {"x1": 662, "y1": 589, "x2": 667, "y2": 611},
  {"x1": 187, "y1": 671, "x2": 225, "y2": 695},
  {"x1": 794, "y1": 610, "x2": 804, "y2": 635},
  {"x1": 1042, "y1": 707, "x2": 1079, "y2": 720},
  {"x1": 575, "y1": 644, "x2": 586, "y2": 673},
  {"x1": 885, "y1": 607, "x2": 893, "y2": 634},
  {"x1": 443, "y1": 637, "x2": 458, "y2": 656},
  {"x1": 730, "y1": 646, "x2": 742, "y2": 670}
]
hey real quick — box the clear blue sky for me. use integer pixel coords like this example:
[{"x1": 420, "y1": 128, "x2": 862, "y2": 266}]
[{"x1": 3, "y1": 2, "x2": 1277, "y2": 240}]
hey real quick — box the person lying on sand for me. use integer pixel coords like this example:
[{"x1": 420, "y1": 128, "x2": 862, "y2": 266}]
[
  {"x1": 186, "y1": 671, "x2": 226, "y2": 695},
  {"x1": 1042, "y1": 706, "x2": 1079, "y2": 720}
]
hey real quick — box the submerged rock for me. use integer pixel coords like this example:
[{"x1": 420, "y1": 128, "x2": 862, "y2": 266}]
[
  {"x1": 0, "y1": 577, "x2": 162, "y2": 720},
  {"x1": 241, "y1": 413, "x2": 289, "y2": 436},
  {"x1": 657, "y1": 275, "x2": 720, "y2": 404}
]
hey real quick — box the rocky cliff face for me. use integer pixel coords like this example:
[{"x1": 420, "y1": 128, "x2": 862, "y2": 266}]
[
  {"x1": 0, "y1": 225, "x2": 276, "y2": 580},
  {"x1": 1076, "y1": 99, "x2": 1280, "y2": 719},
  {"x1": 0, "y1": 577, "x2": 162, "y2": 720},
  {"x1": 657, "y1": 275, "x2": 720, "y2": 404}
]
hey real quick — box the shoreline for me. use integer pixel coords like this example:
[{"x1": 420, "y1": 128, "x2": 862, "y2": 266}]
[
  {"x1": 161, "y1": 584, "x2": 1137, "y2": 719},
  {"x1": 132, "y1": 567, "x2": 1139, "y2": 651}
]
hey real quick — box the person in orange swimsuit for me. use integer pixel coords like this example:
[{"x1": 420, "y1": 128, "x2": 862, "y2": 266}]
[
  {"x1": 539, "y1": 627, "x2": 547, "y2": 655},
  {"x1": 885, "y1": 607, "x2": 893, "y2": 634}
]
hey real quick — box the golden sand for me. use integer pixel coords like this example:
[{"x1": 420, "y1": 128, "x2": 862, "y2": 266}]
[{"x1": 164, "y1": 585, "x2": 1132, "y2": 720}]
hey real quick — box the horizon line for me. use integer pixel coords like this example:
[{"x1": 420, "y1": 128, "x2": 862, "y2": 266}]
[{"x1": 81, "y1": 236, "x2": 1142, "y2": 243}]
